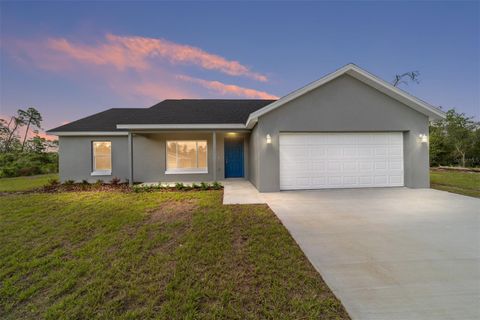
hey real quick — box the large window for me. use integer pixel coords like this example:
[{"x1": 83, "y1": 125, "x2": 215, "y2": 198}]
[
  {"x1": 92, "y1": 141, "x2": 112, "y2": 175},
  {"x1": 166, "y1": 140, "x2": 207, "y2": 173}
]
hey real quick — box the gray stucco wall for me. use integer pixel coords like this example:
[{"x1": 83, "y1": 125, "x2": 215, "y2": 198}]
[
  {"x1": 59, "y1": 136, "x2": 129, "y2": 182},
  {"x1": 252, "y1": 74, "x2": 430, "y2": 192},
  {"x1": 59, "y1": 131, "x2": 250, "y2": 183}
]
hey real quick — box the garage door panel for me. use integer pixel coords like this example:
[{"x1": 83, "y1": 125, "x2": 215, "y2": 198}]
[{"x1": 280, "y1": 133, "x2": 404, "y2": 190}]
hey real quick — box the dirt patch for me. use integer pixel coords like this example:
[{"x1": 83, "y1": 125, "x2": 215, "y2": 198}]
[{"x1": 148, "y1": 199, "x2": 199, "y2": 223}]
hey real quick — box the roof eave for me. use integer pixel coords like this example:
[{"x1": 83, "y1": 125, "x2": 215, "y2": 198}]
[
  {"x1": 47, "y1": 131, "x2": 129, "y2": 136},
  {"x1": 116, "y1": 123, "x2": 247, "y2": 130}
]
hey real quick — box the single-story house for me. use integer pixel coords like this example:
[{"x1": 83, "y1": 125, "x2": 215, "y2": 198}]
[{"x1": 48, "y1": 64, "x2": 446, "y2": 192}]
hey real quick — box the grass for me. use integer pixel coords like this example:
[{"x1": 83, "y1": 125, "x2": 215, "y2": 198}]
[
  {"x1": 0, "y1": 190, "x2": 348, "y2": 319},
  {"x1": 0, "y1": 174, "x2": 58, "y2": 192},
  {"x1": 430, "y1": 169, "x2": 480, "y2": 198}
]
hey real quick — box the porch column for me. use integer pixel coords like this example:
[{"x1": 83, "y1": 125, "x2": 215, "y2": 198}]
[
  {"x1": 128, "y1": 132, "x2": 133, "y2": 186},
  {"x1": 212, "y1": 131, "x2": 217, "y2": 181}
]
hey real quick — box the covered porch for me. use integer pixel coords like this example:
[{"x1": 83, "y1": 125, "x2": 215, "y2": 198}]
[{"x1": 125, "y1": 130, "x2": 250, "y2": 185}]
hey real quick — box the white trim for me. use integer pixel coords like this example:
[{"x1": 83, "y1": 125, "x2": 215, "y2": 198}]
[
  {"x1": 117, "y1": 123, "x2": 246, "y2": 130},
  {"x1": 246, "y1": 64, "x2": 446, "y2": 128},
  {"x1": 165, "y1": 169, "x2": 208, "y2": 175},
  {"x1": 91, "y1": 170, "x2": 112, "y2": 176},
  {"x1": 48, "y1": 131, "x2": 128, "y2": 136}
]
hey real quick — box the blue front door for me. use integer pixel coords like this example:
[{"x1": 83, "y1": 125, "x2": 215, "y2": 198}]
[{"x1": 224, "y1": 137, "x2": 244, "y2": 178}]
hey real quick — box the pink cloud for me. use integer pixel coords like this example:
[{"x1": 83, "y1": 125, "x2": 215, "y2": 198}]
[
  {"x1": 45, "y1": 34, "x2": 268, "y2": 81},
  {"x1": 3, "y1": 34, "x2": 277, "y2": 107},
  {"x1": 178, "y1": 75, "x2": 278, "y2": 99},
  {"x1": 130, "y1": 82, "x2": 197, "y2": 101}
]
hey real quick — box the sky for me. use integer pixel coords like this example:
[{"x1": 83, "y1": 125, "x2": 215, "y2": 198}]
[{"x1": 1, "y1": 1, "x2": 479, "y2": 138}]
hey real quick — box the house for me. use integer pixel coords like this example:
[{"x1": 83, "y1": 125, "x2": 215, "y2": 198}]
[{"x1": 47, "y1": 64, "x2": 446, "y2": 192}]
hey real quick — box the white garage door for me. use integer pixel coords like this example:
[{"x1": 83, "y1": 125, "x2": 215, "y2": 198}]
[{"x1": 280, "y1": 132, "x2": 404, "y2": 190}]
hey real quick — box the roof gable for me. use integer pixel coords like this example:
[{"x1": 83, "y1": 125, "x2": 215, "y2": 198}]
[{"x1": 246, "y1": 64, "x2": 445, "y2": 128}]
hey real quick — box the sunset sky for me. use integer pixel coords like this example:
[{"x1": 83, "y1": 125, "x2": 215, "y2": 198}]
[{"x1": 1, "y1": 1, "x2": 479, "y2": 137}]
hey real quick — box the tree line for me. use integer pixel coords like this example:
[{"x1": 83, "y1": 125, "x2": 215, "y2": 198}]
[{"x1": 0, "y1": 107, "x2": 58, "y2": 177}]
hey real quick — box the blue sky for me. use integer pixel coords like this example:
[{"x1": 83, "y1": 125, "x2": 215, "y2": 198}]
[{"x1": 1, "y1": 1, "x2": 478, "y2": 135}]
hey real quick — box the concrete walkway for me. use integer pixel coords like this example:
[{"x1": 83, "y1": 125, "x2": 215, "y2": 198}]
[
  {"x1": 261, "y1": 188, "x2": 480, "y2": 320},
  {"x1": 222, "y1": 179, "x2": 266, "y2": 204}
]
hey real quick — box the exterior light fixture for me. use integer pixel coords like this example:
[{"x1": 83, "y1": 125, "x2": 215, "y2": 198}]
[
  {"x1": 419, "y1": 134, "x2": 428, "y2": 143},
  {"x1": 266, "y1": 134, "x2": 272, "y2": 144}
]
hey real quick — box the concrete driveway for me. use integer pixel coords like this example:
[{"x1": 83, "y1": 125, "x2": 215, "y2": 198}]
[{"x1": 261, "y1": 188, "x2": 480, "y2": 320}]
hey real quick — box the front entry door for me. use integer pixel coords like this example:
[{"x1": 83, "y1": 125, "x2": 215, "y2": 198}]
[{"x1": 224, "y1": 137, "x2": 244, "y2": 178}]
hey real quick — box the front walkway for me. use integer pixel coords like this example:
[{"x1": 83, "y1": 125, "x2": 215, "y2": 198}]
[{"x1": 222, "y1": 179, "x2": 266, "y2": 204}]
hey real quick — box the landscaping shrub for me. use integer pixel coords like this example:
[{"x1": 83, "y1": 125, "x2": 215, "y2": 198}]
[
  {"x1": 212, "y1": 181, "x2": 222, "y2": 190},
  {"x1": 110, "y1": 177, "x2": 121, "y2": 185},
  {"x1": 175, "y1": 182, "x2": 186, "y2": 190},
  {"x1": 47, "y1": 177, "x2": 59, "y2": 186}
]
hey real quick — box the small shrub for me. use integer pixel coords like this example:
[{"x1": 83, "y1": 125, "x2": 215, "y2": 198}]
[
  {"x1": 191, "y1": 182, "x2": 200, "y2": 189},
  {"x1": 110, "y1": 177, "x2": 121, "y2": 185},
  {"x1": 48, "y1": 178, "x2": 60, "y2": 186},
  {"x1": 94, "y1": 180, "x2": 104, "y2": 187},
  {"x1": 175, "y1": 182, "x2": 186, "y2": 190},
  {"x1": 200, "y1": 182, "x2": 210, "y2": 190},
  {"x1": 63, "y1": 180, "x2": 75, "y2": 186},
  {"x1": 212, "y1": 181, "x2": 222, "y2": 190},
  {"x1": 81, "y1": 180, "x2": 90, "y2": 185}
]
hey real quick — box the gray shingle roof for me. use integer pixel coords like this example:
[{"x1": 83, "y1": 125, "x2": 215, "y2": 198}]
[{"x1": 47, "y1": 99, "x2": 275, "y2": 132}]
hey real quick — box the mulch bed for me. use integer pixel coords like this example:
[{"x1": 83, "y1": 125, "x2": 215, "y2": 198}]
[{"x1": 1, "y1": 183, "x2": 223, "y2": 196}]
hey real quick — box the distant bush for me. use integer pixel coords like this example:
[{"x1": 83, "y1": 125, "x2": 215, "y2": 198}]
[{"x1": 0, "y1": 152, "x2": 58, "y2": 178}]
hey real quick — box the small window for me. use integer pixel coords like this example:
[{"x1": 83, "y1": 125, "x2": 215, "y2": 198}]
[
  {"x1": 166, "y1": 140, "x2": 207, "y2": 174},
  {"x1": 92, "y1": 141, "x2": 112, "y2": 175}
]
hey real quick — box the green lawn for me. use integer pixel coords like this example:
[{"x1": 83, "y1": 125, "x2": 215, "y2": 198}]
[
  {"x1": 430, "y1": 169, "x2": 480, "y2": 198},
  {"x1": 0, "y1": 174, "x2": 58, "y2": 192},
  {"x1": 0, "y1": 191, "x2": 348, "y2": 319}
]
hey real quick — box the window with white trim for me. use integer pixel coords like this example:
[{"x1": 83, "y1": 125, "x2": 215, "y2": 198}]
[
  {"x1": 92, "y1": 141, "x2": 112, "y2": 175},
  {"x1": 166, "y1": 140, "x2": 207, "y2": 173}
]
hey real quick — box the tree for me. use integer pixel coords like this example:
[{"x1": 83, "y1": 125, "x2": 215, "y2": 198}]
[
  {"x1": 18, "y1": 107, "x2": 43, "y2": 152},
  {"x1": 393, "y1": 71, "x2": 420, "y2": 87},
  {"x1": 4, "y1": 114, "x2": 26, "y2": 152},
  {"x1": 27, "y1": 136, "x2": 47, "y2": 153},
  {"x1": 0, "y1": 118, "x2": 9, "y2": 152},
  {"x1": 431, "y1": 109, "x2": 478, "y2": 167}
]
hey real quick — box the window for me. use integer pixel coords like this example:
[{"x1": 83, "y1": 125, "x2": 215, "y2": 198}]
[
  {"x1": 166, "y1": 140, "x2": 207, "y2": 173},
  {"x1": 92, "y1": 141, "x2": 112, "y2": 175}
]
